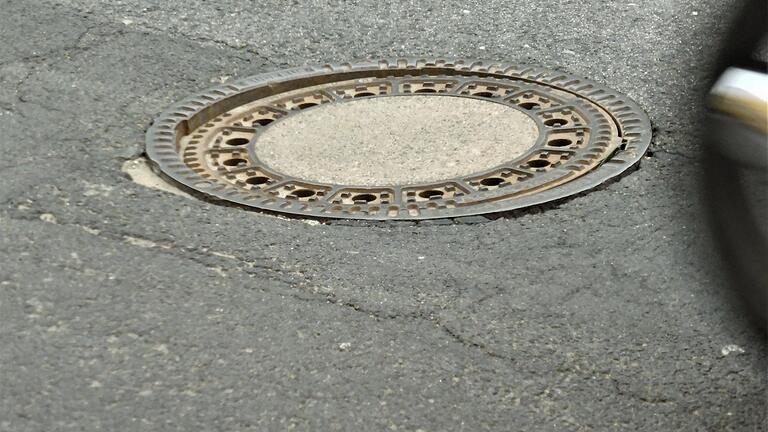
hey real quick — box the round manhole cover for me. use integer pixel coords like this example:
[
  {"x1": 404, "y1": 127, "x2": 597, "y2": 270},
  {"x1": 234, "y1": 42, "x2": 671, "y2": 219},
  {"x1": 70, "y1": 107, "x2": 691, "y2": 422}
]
[{"x1": 146, "y1": 58, "x2": 651, "y2": 220}]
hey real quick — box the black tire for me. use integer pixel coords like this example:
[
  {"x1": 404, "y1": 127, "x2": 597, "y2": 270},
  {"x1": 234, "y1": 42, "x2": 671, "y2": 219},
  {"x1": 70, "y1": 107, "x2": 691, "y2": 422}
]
[{"x1": 704, "y1": 0, "x2": 768, "y2": 323}]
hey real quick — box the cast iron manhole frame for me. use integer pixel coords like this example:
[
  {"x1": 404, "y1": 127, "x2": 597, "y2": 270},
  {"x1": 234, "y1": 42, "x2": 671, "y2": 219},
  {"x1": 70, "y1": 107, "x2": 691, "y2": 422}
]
[{"x1": 146, "y1": 58, "x2": 651, "y2": 220}]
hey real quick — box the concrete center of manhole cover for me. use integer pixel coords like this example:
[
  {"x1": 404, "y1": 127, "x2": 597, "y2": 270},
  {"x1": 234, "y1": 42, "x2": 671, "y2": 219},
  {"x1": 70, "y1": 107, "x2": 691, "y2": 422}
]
[{"x1": 253, "y1": 96, "x2": 539, "y2": 186}]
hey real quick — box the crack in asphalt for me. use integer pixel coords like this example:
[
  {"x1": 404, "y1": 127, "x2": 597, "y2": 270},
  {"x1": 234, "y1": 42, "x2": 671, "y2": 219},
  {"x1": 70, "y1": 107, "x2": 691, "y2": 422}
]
[
  {"x1": 652, "y1": 148, "x2": 699, "y2": 161},
  {"x1": 133, "y1": 21, "x2": 276, "y2": 66},
  {"x1": 610, "y1": 378, "x2": 676, "y2": 406},
  {"x1": 6, "y1": 20, "x2": 122, "y2": 112},
  {"x1": 2, "y1": 208, "x2": 513, "y2": 364}
]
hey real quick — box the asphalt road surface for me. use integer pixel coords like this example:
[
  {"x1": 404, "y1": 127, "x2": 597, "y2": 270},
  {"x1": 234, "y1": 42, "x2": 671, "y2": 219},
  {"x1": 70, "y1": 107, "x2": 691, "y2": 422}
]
[{"x1": 1, "y1": 0, "x2": 765, "y2": 431}]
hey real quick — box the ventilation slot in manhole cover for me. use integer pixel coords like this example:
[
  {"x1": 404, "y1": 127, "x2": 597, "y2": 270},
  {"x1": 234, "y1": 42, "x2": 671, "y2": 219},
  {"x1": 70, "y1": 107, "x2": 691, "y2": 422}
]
[{"x1": 146, "y1": 58, "x2": 651, "y2": 220}]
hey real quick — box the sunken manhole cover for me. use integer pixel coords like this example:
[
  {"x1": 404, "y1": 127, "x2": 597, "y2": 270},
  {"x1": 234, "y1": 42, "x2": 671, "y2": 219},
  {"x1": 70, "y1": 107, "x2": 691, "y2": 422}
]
[{"x1": 146, "y1": 59, "x2": 651, "y2": 220}]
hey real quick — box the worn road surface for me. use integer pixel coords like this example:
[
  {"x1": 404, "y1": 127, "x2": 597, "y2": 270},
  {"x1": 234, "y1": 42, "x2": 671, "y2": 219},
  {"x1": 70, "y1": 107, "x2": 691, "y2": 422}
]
[{"x1": 1, "y1": 0, "x2": 765, "y2": 431}]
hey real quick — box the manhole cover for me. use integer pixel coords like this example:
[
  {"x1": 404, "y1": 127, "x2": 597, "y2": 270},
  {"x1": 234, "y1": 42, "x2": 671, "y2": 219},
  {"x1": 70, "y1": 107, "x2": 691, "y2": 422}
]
[{"x1": 146, "y1": 58, "x2": 651, "y2": 220}]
